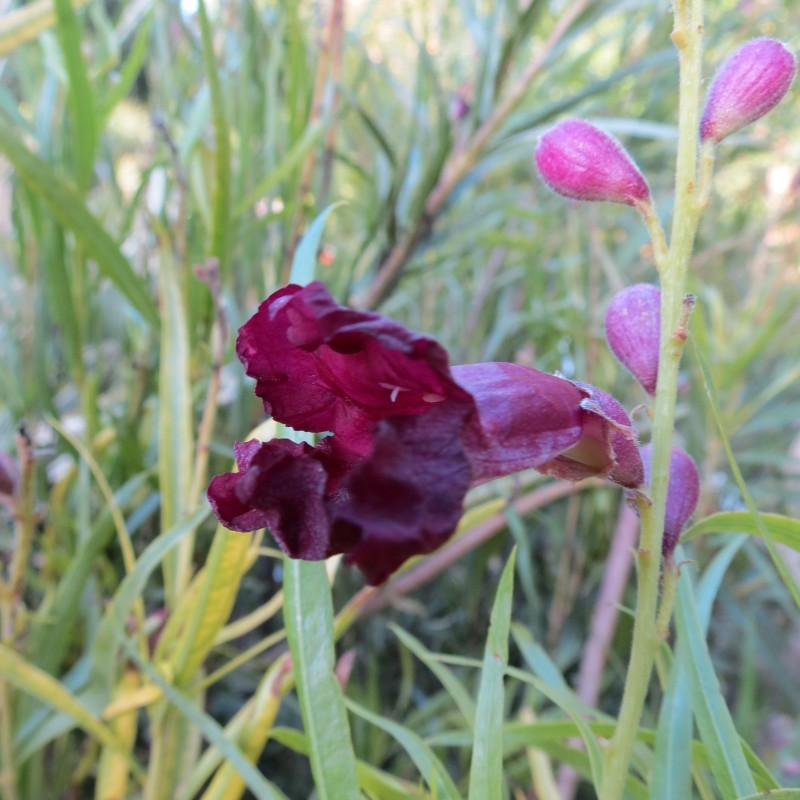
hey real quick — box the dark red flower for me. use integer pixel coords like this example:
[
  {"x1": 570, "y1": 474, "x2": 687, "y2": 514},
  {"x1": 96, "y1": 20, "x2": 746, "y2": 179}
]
[{"x1": 208, "y1": 282, "x2": 643, "y2": 584}]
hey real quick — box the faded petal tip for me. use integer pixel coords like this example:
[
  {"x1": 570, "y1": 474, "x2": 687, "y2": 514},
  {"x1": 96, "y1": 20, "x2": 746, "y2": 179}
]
[
  {"x1": 642, "y1": 444, "x2": 700, "y2": 556},
  {"x1": 605, "y1": 283, "x2": 661, "y2": 395},
  {"x1": 701, "y1": 38, "x2": 797, "y2": 143},
  {"x1": 535, "y1": 119, "x2": 651, "y2": 206}
]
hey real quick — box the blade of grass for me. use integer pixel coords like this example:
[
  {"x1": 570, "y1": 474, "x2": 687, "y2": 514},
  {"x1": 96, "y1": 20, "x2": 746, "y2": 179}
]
[
  {"x1": 690, "y1": 338, "x2": 800, "y2": 609},
  {"x1": 683, "y1": 511, "x2": 800, "y2": 550},
  {"x1": 0, "y1": 0, "x2": 90, "y2": 58},
  {"x1": 673, "y1": 570, "x2": 757, "y2": 798},
  {"x1": 0, "y1": 119, "x2": 158, "y2": 327},
  {"x1": 53, "y1": 0, "x2": 96, "y2": 193},
  {"x1": 651, "y1": 537, "x2": 748, "y2": 800},
  {"x1": 0, "y1": 644, "x2": 143, "y2": 780},
  {"x1": 390, "y1": 624, "x2": 476, "y2": 729},
  {"x1": 114, "y1": 628, "x2": 283, "y2": 800},
  {"x1": 290, "y1": 201, "x2": 345, "y2": 286},
  {"x1": 468, "y1": 548, "x2": 516, "y2": 800},
  {"x1": 344, "y1": 698, "x2": 461, "y2": 800},
  {"x1": 197, "y1": 0, "x2": 232, "y2": 280},
  {"x1": 157, "y1": 248, "x2": 195, "y2": 606},
  {"x1": 283, "y1": 559, "x2": 360, "y2": 800}
]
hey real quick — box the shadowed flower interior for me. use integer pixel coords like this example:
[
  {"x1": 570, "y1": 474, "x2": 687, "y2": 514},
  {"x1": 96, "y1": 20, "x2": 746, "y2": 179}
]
[{"x1": 208, "y1": 282, "x2": 643, "y2": 584}]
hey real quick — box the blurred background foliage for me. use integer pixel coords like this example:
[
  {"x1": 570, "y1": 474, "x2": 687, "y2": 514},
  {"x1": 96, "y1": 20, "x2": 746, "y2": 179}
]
[{"x1": 1, "y1": 0, "x2": 800, "y2": 797}]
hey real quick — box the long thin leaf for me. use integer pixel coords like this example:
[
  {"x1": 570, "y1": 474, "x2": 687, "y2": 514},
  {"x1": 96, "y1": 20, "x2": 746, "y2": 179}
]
[
  {"x1": 0, "y1": 644, "x2": 143, "y2": 780},
  {"x1": 283, "y1": 559, "x2": 360, "y2": 800},
  {"x1": 390, "y1": 625, "x2": 476, "y2": 728},
  {"x1": 345, "y1": 698, "x2": 461, "y2": 800},
  {"x1": 683, "y1": 511, "x2": 800, "y2": 550},
  {"x1": 114, "y1": 630, "x2": 282, "y2": 800},
  {"x1": 468, "y1": 549, "x2": 515, "y2": 800},
  {"x1": 691, "y1": 339, "x2": 800, "y2": 609},
  {"x1": 651, "y1": 537, "x2": 748, "y2": 800},
  {"x1": 0, "y1": 121, "x2": 159, "y2": 327},
  {"x1": 197, "y1": 0, "x2": 232, "y2": 278},
  {"x1": 53, "y1": 0, "x2": 96, "y2": 192},
  {"x1": 674, "y1": 572, "x2": 757, "y2": 798},
  {"x1": 0, "y1": 0, "x2": 90, "y2": 58},
  {"x1": 157, "y1": 249, "x2": 195, "y2": 605}
]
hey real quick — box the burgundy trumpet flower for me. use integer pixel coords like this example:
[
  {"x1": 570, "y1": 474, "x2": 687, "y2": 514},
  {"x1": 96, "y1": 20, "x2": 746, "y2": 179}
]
[{"x1": 208, "y1": 282, "x2": 643, "y2": 584}]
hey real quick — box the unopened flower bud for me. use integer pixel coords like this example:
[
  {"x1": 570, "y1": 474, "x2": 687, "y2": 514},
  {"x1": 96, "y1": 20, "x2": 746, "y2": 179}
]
[
  {"x1": 535, "y1": 119, "x2": 651, "y2": 206},
  {"x1": 642, "y1": 444, "x2": 700, "y2": 557},
  {"x1": 701, "y1": 38, "x2": 797, "y2": 143},
  {"x1": 605, "y1": 284, "x2": 661, "y2": 395}
]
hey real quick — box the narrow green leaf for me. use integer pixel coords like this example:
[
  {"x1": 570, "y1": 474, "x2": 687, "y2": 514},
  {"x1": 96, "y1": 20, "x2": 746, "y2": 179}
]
[
  {"x1": 691, "y1": 339, "x2": 800, "y2": 609},
  {"x1": 0, "y1": 121, "x2": 159, "y2": 327},
  {"x1": 197, "y1": 0, "x2": 231, "y2": 278},
  {"x1": 290, "y1": 202, "x2": 345, "y2": 286},
  {"x1": 652, "y1": 538, "x2": 747, "y2": 800},
  {"x1": 510, "y1": 626, "x2": 605, "y2": 789},
  {"x1": 113, "y1": 631, "x2": 282, "y2": 800},
  {"x1": 683, "y1": 511, "x2": 800, "y2": 551},
  {"x1": 236, "y1": 121, "x2": 325, "y2": 216},
  {"x1": 738, "y1": 792, "x2": 800, "y2": 800},
  {"x1": 39, "y1": 226, "x2": 83, "y2": 376},
  {"x1": 0, "y1": 644, "x2": 143, "y2": 779},
  {"x1": 674, "y1": 572, "x2": 757, "y2": 798},
  {"x1": 0, "y1": 0, "x2": 90, "y2": 58},
  {"x1": 345, "y1": 698, "x2": 461, "y2": 800},
  {"x1": 468, "y1": 549, "x2": 515, "y2": 800},
  {"x1": 89, "y1": 509, "x2": 209, "y2": 700},
  {"x1": 283, "y1": 559, "x2": 360, "y2": 800},
  {"x1": 268, "y1": 727, "x2": 427, "y2": 800},
  {"x1": 390, "y1": 624, "x2": 476, "y2": 728},
  {"x1": 53, "y1": 0, "x2": 95, "y2": 192},
  {"x1": 171, "y1": 530, "x2": 251, "y2": 684},
  {"x1": 24, "y1": 474, "x2": 149, "y2": 677},
  {"x1": 98, "y1": 13, "x2": 153, "y2": 126},
  {"x1": 157, "y1": 249, "x2": 194, "y2": 604}
]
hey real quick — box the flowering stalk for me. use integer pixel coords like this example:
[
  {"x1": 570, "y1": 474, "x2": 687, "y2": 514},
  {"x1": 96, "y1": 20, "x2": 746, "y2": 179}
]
[{"x1": 600, "y1": 0, "x2": 706, "y2": 796}]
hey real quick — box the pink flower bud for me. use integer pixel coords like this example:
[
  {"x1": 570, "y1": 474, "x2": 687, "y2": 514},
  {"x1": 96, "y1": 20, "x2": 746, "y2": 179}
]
[
  {"x1": 641, "y1": 444, "x2": 700, "y2": 556},
  {"x1": 535, "y1": 119, "x2": 651, "y2": 206},
  {"x1": 701, "y1": 38, "x2": 797, "y2": 143},
  {"x1": 605, "y1": 284, "x2": 661, "y2": 395}
]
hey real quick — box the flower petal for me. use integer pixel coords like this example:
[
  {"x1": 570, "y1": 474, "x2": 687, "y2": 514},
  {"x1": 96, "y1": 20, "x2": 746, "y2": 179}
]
[
  {"x1": 538, "y1": 382, "x2": 644, "y2": 488},
  {"x1": 337, "y1": 402, "x2": 474, "y2": 585},
  {"x1": 236, "y1": 282, "x2": 466, "y2": 456},
  {"x1": 452, "y1": 363, "x2": 585, "y2": 483},
  {"x1": 208, "y1": 439, "x2": 332, "y2": 559}
]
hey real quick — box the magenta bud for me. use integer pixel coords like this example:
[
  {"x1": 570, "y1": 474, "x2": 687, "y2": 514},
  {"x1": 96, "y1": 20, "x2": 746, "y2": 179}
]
[
  {"x1": 605, "y1": 284, "x2": 661, "y2": 395},
  {"x1": 642, "y1": 444, "x2": 700, "y2": 557},
  {"x1": 535, "y1": 119, "x2": 651, "y2": 206},
  {"x1": 701, "y1": 38, "x2": 797, "y2": 143}
]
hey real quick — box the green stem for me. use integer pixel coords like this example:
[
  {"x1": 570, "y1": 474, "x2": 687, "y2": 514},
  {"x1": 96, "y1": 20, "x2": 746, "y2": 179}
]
[{"x1": 600, "y1": 2, "x2": 706, "y2": 797}]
